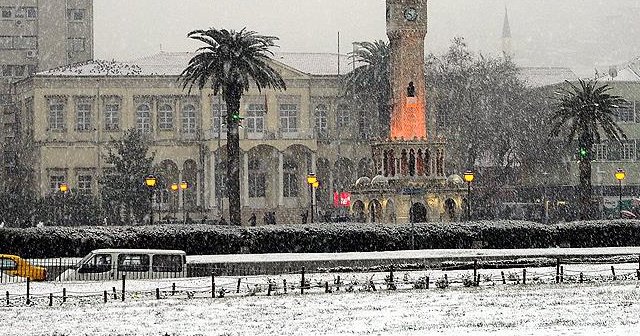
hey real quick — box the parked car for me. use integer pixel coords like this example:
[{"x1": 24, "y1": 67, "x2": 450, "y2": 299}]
[
  {"x1": 56, "y1": 249, "x2": 187, "y2": 281},
  {"x1": 0, "y1": 254, "x2": 47, "y2": 281}
]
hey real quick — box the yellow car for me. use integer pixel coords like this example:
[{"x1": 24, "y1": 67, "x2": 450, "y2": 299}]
[{"x1": 0, "y1": 254, "x2": 47, "y2": 281}]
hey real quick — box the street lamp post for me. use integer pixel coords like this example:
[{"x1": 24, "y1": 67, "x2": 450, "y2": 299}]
[
  {"x1": 59, "y1": 183, "x2": 69, "y2": 225},
  {"x1": 306, "y1": 173, "x2": 317, "y2": 223},
  {"x1": 144, "y1": 175, "x2": 157, "y2": 226},
  {"x1": 170, "y1": 183, "x2": 179, "y2": 223},
  {"x1": 180, "y1": 181, "x2": 189, "y2": 223},
  {"x1": 541, "y1": 171, "x2": 549, "y2": 224},
  {"x1": 615, "y1": 168, "x2": 626, "y2": 219},
  {"x1": 463, "y1": 170, "x2": 475, "y2": 221}
]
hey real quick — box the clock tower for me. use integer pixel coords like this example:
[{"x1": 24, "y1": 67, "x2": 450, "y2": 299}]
[{"x1": 386, "y1": 0, "x2": 428, "y2": 140}]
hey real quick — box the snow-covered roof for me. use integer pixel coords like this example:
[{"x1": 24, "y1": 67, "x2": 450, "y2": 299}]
[
  {"x1": 593, "y1": 57, "x2": 640, "y2": 82},
  {"x1": 518, "y1": 66, "x2": 578, "y2": 87},
  {"x1": 36, "y1": 51, "x2": 356, "y2": 77}
]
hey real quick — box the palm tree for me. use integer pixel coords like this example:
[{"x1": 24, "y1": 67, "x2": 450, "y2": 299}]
[
  {"x1": 551, "y1": 79, "x2": 627, "y2": 220},
  {"x1": 344, "y1": 40, "x2": 391, "y2": 138},
  {"x1": 180, "y1": 28, "x2": 286, "y2": 225}
]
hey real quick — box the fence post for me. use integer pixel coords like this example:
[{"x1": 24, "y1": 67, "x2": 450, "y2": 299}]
[
  {"x1": 5, "y1": 291, "x2": 8, "y2": 305},
  {"x1": 476, "y1": 273, "x2": 481, "y2": 286},
  {"x1": 580, "y1": 272, "x2": 584, "y2": 283},
  {"x1": 112, "y1": 287, "x2": 117, "y2": 299},
  {"x1": 501, "y1": 271, "x2": 506, "y2": 284},
  {"x1": 473, "y1": 260, "x2": 478, "y2": 286},
  {"x1": 522, "y1": 269, "x2": 526, "y2": 285},
  {"x1": 237, "y1": 278, "x2": 241, "y2": 294},
  {"x1": 444, "y1": 274, "x2": 448, "y2": 286},
  {"x1": 121, "y1": 274, "x2": 126, "y2": 302},
  {"x1": 211, "y1": 272, "x2": 215, "y2": 298},
  {"x1": 62, "y1": 288, "x2": 66, "y2": 303},
  {"x1": 301, "y1": 266, "x2": 306, "y2": 295},
  {"x1": 555, "y1": 258, "x2": 561, "y2": 283},
  {"x1": 336, "y1": 276, "x2": 341, "y2": 291},
  {"x1": 103, "y1": 290, "x2": 107, "y2": 303},
  {"x1": 172, "y1": 283, "x2": 176, "y2": 296},
  {"x1": 267, "y1": 283, "x2": 272, "y2": 296},
  {"x1": 49, "y1": 293, "x2": 53, "y2": 306},
  {"x1": 560, "y1": 266, "x2": 564, "y2": 283},
  {"x1": 426, "y1": 276, "x2": 430, "y2": 289},
  {"x1": 389, "y1": 266, "x2": 395, "y2": 290},
  {"x1": 283, "y1": 279, "x2": 287, "y2": 294},
  {"x1": 611, "y1": 266, "x2": 617, "y2": 280},
  {"x1": 325, "y1": 281, "x2": 329, "y2": 293},
  {"x1": 26, "y1": 277, "x2": 30, "y2": 305}
]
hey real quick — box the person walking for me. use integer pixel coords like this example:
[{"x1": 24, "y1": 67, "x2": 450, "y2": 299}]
[
  {"x1": 249, "y1": 213, "x2": 257, "y2": 226},
  {"x1": 301, "y1": 210, "x2": 309, "y2": 224}
]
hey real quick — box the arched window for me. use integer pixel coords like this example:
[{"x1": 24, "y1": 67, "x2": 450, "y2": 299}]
[
  {"x1": 136, "y1": 104, "x2": 151, "y2": 133},
  {"x1": 182, "y1": 104, "x2": 197, "y2": 133},
  {"x1": 158, "y1": 104, "x2": 173, "y2": 130},
  {"x1": 248, "y1": 158, "x2": 266, "y2": 198},
  {"x1": 283, "y1": 159, "x2": 298, "y2": 197},
  {"x1": 315, "y1": 104, "x2": 328, "y2": 138}
]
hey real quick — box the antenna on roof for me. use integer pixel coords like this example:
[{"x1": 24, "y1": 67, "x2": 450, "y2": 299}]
[{"x1": 337, "y1": 31, "x2": 340, "y2": 76}]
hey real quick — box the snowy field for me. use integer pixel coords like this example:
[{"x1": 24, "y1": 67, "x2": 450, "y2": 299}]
[{"x1": 2, "y1": 264, "x2": 640, "y2": 336}]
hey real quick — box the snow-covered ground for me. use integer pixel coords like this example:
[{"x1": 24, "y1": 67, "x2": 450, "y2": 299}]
[{"x1": 2, "y1": 264, "x2": 640, "y2": 335}]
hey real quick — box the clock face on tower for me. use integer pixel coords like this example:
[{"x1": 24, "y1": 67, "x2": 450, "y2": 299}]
[{"x1": 403, "y1": 7, "x2": 418, "y2": 21}]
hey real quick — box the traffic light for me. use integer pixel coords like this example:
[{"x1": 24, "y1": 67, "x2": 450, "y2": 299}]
[
  {"x1": 578, "y1": 147, "x2": 589, "y2": 161},
  {"x1": 231, "y1": 112, "x2": 244, "y2": 123}
]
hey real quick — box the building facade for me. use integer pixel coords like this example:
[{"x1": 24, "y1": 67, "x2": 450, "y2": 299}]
[
  {"x1": 1, "y1": 0, "x2": 93, "y2": 192},
  {"x1": 12, "y1": 52, "x2": 377, "y2": 224}
]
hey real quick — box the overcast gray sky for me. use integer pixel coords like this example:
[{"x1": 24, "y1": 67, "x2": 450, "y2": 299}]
[{"x1": 94, "y1": 0, "x2": 640, "y2": 73}]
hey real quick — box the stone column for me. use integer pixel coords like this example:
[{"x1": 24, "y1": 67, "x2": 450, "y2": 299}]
[
  {"x1": 278, "y1": 151, "x2": 284, "y2": 206},
  {"x1": 209, "y1": 152, "x2": 216, "y2": 210}
]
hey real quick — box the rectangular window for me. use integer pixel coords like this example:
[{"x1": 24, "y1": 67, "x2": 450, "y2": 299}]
[
  {"x1": 181, "y1": 105, "x2": 197, "y2": 134},
  {"x1": 24, "y1": 7, "x2": 37, "y2": 19},
  {"x1": 336, "y1": 104, "x2": 350, "y2": 128},
  {"x1": 81, "y1": 254, "x2": 112, "y2": 273},
  {"x1": 212, "y1": 101, "x2": 226, "y2": 135},
  {"x1": 67, "y1": 9, "x2": 85, "y2": 21},
  {"x1": 117, "y1": 254, "x2": 150, "y2": 272},
  {"x1": 105, "y1": 103, "x2": 120, "y2": 131},
  {"x1": 279, "y1": 104, "x2": 297, "y2": 133},
  {"x1": 594, "y1": 143, "x2": 607, "y2": 161},
  {"x1": 283, "y1": 173, "x2": 298, "y2": 197},
  {"x1": 314, "y1": 105, "x2": 328, "y2": 138},
  {"x1": 615, "y1": 102, "x2": 634, "y2": 122},
  {"x1": 152, "y1": 255, "x2": 184, "y2": 272},
  {"x1": 246, "y1": 103, "x2": 265, "y2": 133},
  {"x1": 1, "y1": 65, "x2": 11, "y2": 77},
  {"x1": 49, "y1": 175, "x2": 65, "y2": 193},
  {"x1": 78, "y1": 175, "x2": 92, "y2": 194},
  {"x1": 68, "y1": 38, "x2": 85, "y2": 52},
  {"x1": 1, "y1": 7, "x2": 12, "y2": 18},
  {"x1": 76, "y1": 100, "x2": 92, "y2": 131},
  {"x1": 622, "y1": 141, "x2": 635, "y2": 161},
  {"x1": 48, "y1": 99, "x2": 65, "y2": 131}
]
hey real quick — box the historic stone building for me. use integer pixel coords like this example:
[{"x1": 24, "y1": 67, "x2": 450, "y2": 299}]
[{"x1": 12, "y1": 52, "x2": 376, "y2": 224}]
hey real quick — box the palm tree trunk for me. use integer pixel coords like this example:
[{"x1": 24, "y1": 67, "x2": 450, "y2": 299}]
[
  {"x1": 226, "y1": 88, "x2": 242, "y2": 225},
  {"x1": 578, "y1": 159, "x2": 593, "y2": 220}
]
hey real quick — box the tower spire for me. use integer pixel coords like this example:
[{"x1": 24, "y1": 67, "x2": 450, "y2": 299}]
[{"x1": 502, "y1": 6, "x2": 513, "y2": 58}]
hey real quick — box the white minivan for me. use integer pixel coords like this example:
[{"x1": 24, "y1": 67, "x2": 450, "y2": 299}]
[{"x1": 56, "y1": 249, "x2": 187, "y2": 281}]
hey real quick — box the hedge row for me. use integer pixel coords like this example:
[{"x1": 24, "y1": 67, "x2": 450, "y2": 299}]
[{"x1": 2, "y1": 220, "x2": 640, "y2": 258}]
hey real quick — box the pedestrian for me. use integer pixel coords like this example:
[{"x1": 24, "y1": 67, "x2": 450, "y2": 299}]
[
  {"x1": 219, "y1": 216, "x2": 227, "y2": 225},
  {"x1": 263, "y1": 212, "x2": 269, "y2": 225},
  {"x1": 249, "y1": 212, "x2": 257, "y2": 226},
  {"x1": 301, "y1": 210, "x2": 309, "y2": 224}
]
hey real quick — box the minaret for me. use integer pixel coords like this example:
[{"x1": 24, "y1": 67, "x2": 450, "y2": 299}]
[
  {"x1": 502, "y1": 7, "x2": 513, "y2": 58},
  {"x1": 386, "y1": 0, "x2": 428, "y2": 140}
]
